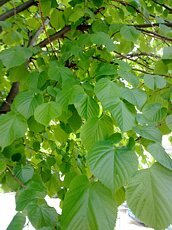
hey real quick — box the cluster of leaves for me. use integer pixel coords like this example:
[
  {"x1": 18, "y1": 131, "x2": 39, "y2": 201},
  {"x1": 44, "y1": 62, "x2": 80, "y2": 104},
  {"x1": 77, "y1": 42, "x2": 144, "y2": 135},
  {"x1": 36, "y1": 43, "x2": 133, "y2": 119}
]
[{"x1": 0, "y1": 0, "x2": 172, "y2": 229}]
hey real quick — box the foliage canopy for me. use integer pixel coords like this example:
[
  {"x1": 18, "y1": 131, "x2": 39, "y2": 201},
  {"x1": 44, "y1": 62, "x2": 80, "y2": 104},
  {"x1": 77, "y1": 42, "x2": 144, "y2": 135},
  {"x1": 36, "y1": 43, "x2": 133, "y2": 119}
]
[{"x1": 0, "y1": 0, "x2": 172, "y2": 229}]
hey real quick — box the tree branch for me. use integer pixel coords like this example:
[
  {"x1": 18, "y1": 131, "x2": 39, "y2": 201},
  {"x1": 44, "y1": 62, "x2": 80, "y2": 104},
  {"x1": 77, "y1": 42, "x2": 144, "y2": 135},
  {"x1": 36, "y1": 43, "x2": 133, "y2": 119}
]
[
  {"x1": 137, "y1": 28, "x2": 172, "y2": 42},
  {"x1": 36, "y1": 7, "x2": 103, "y2": 48},
  {"x1": 0, "y1": 0, "x2": 36, "y2": 21},
  {"x1": 114, "y1": 51, "x2": 154, "y2": 70},
  {"x1": 0, "y1": 6, "x2": 104, "y2": 115},
  {"x1": 37, "y1": 25, "x2": 71, "y2": 48},
  {"x1": 132, "y1": 68, "x2": 172, "y2": 78},
  {"x1": 0, "y1": 0, "x2": 10, "y2": 7},
  {"x1": 0, "y1": 82, "x2": 19, "y2": 114},
  {"x1": 133, "y1": 22, "x2": 172, "y2": 28},
  {"x1": 126, "y1": 52, "x2": 160, "y2": 59}
]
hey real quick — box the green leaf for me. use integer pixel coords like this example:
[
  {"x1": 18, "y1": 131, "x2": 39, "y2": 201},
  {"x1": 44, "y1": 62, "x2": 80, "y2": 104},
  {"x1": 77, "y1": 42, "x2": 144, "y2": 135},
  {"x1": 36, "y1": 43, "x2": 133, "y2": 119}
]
[
  {"x1": 46, "y1": 174, "x2": 59, "y2": 197},
  {"x1": 0, "y1": 161, "x2": 6, "y2": 174},
  {"x1": 7, "y1": 213, "x2": 26, "y2": 230},
  {"x1": 114, "y1": 187, "x2": 125, "y2": 206},
  {"x1": 51, "y1": 0, "x2": 58, "y2": 8},
  {"x1": 162, "y1": 46, "x2": 172, "y2": 59},
  {"x1": 121, "y1": 88, "x2": 147, "y2": 110},
  {"x1": 95, "y1": 79, "x2": 135, "y2": 131},
  {"x1": 147, "y1": 143, "x2": 172, "y2": 170},
  {"x1": 87, "y1": 141, "x2": 138, "y2": 191},
  {"x1": 50, "y1": 10, "x2": 65, "y2": 30},
  {"x1": 166, "y1": 114, "x2": 172, "y2": 130},
  {"x1": 13, "y1": 165, "x2": 34, "y2": 183},
  {"x1": 144, "y1": 74, "x2": 166, "y2": 90},
  {"x1": 126, "y1": 163, "x2": 172, "y2": 229},
  {"x1": 56, "y1": 85, "x2": 83, "y2": 111},
  {"x1": 0, "y1": 47, "x2": 33, "y2": 69},
  {"x1": 120, "y1": 26, "x2": 140, "y2": 41},
  {"x1": 61, "y1": 175, "x2": 117, "y2": 230},
  {"x1": 118, "y1": 70, "x2": 139, "y2": 87},
  {"x1": 95, "y1": 63, "x2": 117, "y2": 77},
  {"x1": 27, "y1": 202, "x2": 58, "y2": 229},
  {"x1": 142, "y1": 103, "x2": 167, "y2": 122},
  {"x1": 16, "y1": 176, "x2": 46, "y2": 211},
  {"x1": 69, "y1": 0, "x2": 84, "y2": 7},
  {"x1": 54, "y1": 124, "x2": 69, "y2": 143},
  {"x1": 34, "y1": 102, "x2": 62, "y2": 126},
  {"x1": 134, "y1": 125, "x2": 162, "y2": 142},
  {"x1": 95, "y1": 78, "x2": 121, "y2": 108},
  {"x1": 48, "y1": 61, "x2": 73, "y2": 82},
  {"x1": 93, "y1": 0, "x2": 103, "y2": 7},
  {"x1": 69, "y1": 7, "x2": 84, "y2": 22},
  {"x1": 27, "y1": 116, "x2": 45, "y2": 133},
  {"x1": 154, "y1": 60, "x2": 168, "y2": 75},
  {"x1": 91, "y1": 32, "x2": 116, "y2": 52},
  {"x1": 109, "y1": 100, "x2": 135, "y2": 132},
  {"x1": 68, "y1": 108, "x2": 82, "y2": 131},
  {"x1": 6, "y1": 171, "x2": 20, "y2": 190},
  {"x1": 80, "y1": 115, "x2": 114, "y2": 150},
  {"x1": 0, "y1": 112, "x2": 27, "y2": 149},
  {"x1": 13, "y1": 91, "x2": 43, "y2": 119},
  {"x1": 74, "y1": 95, "x2": 99, "y2": 120}
]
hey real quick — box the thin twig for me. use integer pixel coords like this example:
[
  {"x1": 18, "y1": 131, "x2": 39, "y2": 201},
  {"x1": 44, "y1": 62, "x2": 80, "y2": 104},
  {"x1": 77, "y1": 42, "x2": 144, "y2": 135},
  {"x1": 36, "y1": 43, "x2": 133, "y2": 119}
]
[
  {"x1": 138, "y1": 28, "x2": 172, "y2": 42},
  {"x1": 28, "y1": 18, "x2": 50, "y2": 47},
  {"x1": 7, "y1": 166, "x2": 26, "y2": 188},
  {"x1": 133, "y1": 22, "x2": 172, "y2": 28},
  {"x1": 37, "y1": 0, "x2": 56, "y2": 57},
  {"x1": 152, "y1": 0, "x2": 172, "y2": 12},
  {"x1": 132, "y1": 68, "x2": 172, "y2": 78},
  {"x1": 126, "y1": 52, "x2": 160, "y2": 59},
  {"x1": 114, "y1": 51, "x2": 154, "y2": 70}
]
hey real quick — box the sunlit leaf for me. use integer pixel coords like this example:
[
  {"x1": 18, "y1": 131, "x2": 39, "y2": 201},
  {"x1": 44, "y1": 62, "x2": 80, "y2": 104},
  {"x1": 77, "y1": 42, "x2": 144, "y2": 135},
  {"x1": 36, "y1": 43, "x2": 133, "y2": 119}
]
[
  {"x1": 147, "y1": 143, "x2": 172, "y2": 170},
  {"x1": 61, "y1": 175, "x2": 117, "y2": 230},
  {"x1": 0, "y1": 112, "x2": 27, "y2": 149},
  {"x1": 7, "y1": 213, "x2": 26, "y2": 230},
  {"x1": 34, "y1": 102, "x2": 62, "y2": 126},
  {"x1": 0, "y1": 47, "x2": 33, "y2": 69},
  {"x1": 144, "y1": 74, "x2": 166, "y2": 90},
  {"x1": 87, "y1": 141, "x2": 138, "y2": 191},
  {"x1": 127, "y1": 163, "x2": 172, "y2": 229},
  {"x1": 13, "y1": 91, "x2": 43, "y2": 119},
  {"x1": 80, "y1": 116, "x2": 114, "y2": 150},
  {"x1": 27, "y1": 202, "x2": 58, "y2": 229}
]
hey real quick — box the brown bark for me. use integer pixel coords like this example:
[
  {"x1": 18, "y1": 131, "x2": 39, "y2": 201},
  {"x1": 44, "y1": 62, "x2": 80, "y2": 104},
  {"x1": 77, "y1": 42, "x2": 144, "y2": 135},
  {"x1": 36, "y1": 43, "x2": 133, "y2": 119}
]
[
  {"x1": 0, "y1": 0, "x2": 36, "y2": 21},
  {"x1": 0, "y1": 82, "x2": 19, "y2": 114}
]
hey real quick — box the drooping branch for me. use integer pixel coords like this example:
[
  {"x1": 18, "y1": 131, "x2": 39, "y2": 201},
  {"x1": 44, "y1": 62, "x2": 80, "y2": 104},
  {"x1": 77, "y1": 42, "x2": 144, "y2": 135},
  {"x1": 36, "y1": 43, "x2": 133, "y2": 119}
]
[
  {"x1": 0, "y1": 82, "x2": 19, "y2": 114},
  {"x1": 0, "y1": 0, "x2": 36, "y2": 21},
  {"x1": 0, "y1": 0, "x2": 10, "y2": 7}
]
